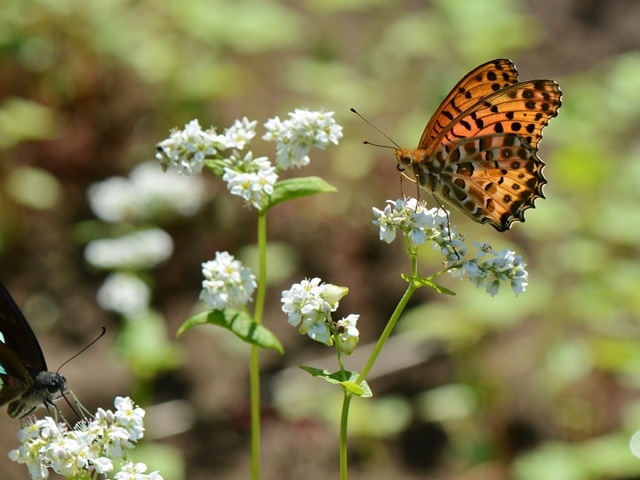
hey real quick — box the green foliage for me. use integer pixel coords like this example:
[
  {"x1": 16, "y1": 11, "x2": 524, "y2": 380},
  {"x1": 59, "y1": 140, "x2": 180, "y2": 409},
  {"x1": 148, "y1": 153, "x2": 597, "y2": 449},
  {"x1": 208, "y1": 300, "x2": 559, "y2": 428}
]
[
  {"x1": 178, "y1": 309, "x2": 284, "y2": 354},
  {"x1": 299, "y1": 366, "x2": 372, "y2": 398},
  {"x1": 264, "y1": 176, "x2": 337, "y2": 212},
  {"x1": 402, "y1": 273, "x2": 457, "y2": 295}
]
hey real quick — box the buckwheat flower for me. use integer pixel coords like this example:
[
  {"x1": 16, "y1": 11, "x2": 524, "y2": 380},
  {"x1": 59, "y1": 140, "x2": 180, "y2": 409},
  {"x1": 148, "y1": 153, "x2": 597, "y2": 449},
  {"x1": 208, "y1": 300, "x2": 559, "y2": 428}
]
[
  {"x1": 114, "y1": 396, "x2": 145, "y2": 441},
  {"x1": 84, "y1": 228, "x2": 174, "y2": 270},
  {"x1": 449, "y1": 243, "x2": 529, "y2": 297},
  {"x1": 97, "y1": 273, "x2": 150, "y2": 316},
  {"x1": 374, "y1": 198, "x2": 529, "y2": 297},
  {"x1": 222, "y1": 150, "x2": 278, "y2": 209},
  {"x1": 200, "y1": 251, "x2": 257, "y2": 310},
  {"x1": 263, "y1": 109, "x2": 343, "y2": 170},
  {"x1": 129, "y1": 161, "x2": 206, "y2": 218},
  {"x1": 115, "y1": 461, "x2": 163, "y2": 480},
  {"x1": 336, "y1": 314, "x2": 360, "y2": 354},
  {"x1": 281, "y1": 277, "x2": 322, "y2": 327},
  {"x1": 372, "y1": 202, "x2": 401, "y2": 243},
  {"x1": 281, "y1": 278, "x2": 351, "y2": 347},
  {"x1": 88, "y1": 161, "x2": 207, "y2": 223},
  {"x1": 10, "y1": 397, "x2": 150, "y2": 480},
  {"x1": 373, "y1": 198, "x2": 442, "y2": 247},
  {"x1": 87, "y1": 176, "x2": 134, "y2": 222},
  {"x1": 156, "y1": 119, "x2": 227, "y2": 176},
  {"x1": 224, "y1": 117, "x2": 257, "y2": 150}
]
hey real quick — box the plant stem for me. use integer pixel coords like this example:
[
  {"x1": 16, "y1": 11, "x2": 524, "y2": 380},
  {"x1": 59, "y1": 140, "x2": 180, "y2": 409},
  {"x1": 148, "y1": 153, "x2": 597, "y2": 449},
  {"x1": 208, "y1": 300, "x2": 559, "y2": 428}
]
[
  {"x1": 250, "y1": 345, "x2": 260, "y2": 480},
  {"x1": 339, "y1": 393, "x2": 352, "y2": 480},
  {"x1": 356, "y1": 281, "x2": 418, "y2": 385},
  {"x1": 254, "y1": 213, "x2": 268, "y2": 326},
  {"x1": 250, "y1": 212, "x2": 268, "y2": 480}
]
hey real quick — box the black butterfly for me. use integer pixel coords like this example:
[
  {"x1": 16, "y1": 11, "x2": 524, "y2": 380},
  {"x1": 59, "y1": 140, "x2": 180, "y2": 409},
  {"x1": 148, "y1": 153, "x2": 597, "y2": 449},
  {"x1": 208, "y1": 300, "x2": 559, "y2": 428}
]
[{"x1": 0, "y1": 282, "x2": 67, "y2": 419}]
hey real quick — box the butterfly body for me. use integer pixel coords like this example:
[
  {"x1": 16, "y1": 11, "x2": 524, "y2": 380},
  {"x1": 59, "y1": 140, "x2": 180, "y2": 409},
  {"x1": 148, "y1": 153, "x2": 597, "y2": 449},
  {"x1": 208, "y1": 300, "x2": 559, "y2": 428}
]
[
  {"x1": 396, "y1": 59, "x2": 561, "y2": 231},
  {"x1": 0, "y1": 282, "x2": 67, "y2": 419}
]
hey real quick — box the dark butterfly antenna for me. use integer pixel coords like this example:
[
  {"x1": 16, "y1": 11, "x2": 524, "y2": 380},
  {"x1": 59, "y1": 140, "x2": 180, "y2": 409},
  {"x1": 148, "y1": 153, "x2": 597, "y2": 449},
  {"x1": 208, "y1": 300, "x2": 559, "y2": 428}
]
[
  {"x1": 54, "y1": 326, "x2": 106, "y2": 422},
  {"x1": 350, "y1": 108, "x2": 402, "y2": 150},
  {"x1": 56, "y1": 326, "x2": 106, "y2": 375}
]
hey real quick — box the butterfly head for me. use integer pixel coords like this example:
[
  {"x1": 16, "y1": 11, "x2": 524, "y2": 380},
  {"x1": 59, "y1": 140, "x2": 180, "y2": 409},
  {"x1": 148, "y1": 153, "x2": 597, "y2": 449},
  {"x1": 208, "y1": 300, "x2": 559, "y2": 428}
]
[{"x1": 7, "y1": 371, "x2": 67, "y2": 419}]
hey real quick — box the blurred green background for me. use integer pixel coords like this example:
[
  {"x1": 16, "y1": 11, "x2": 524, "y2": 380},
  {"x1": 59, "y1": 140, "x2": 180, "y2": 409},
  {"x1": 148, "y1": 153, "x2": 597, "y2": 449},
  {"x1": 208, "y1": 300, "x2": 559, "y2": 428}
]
[{"x1": 2, "y1": 0, "x2": 640, "y2": 479}]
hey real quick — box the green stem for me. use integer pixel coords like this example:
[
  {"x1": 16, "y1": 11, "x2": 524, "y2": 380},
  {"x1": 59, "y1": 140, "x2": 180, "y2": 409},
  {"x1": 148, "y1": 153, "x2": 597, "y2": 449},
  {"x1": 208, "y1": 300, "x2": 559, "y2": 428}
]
[
  {"x1": 339, "y1": 393, "x2": 352, "y2": 480},
  {"x1": 250, "y1": 212, "x2": 268, "y2": 480},
  {"x1": 334, "y1": 333, "x2": 347, "y2": 379},
  {"x1": 356, "y1": 281, "x2": 418, "y2": 385},
  {"x1": 250, "y1": 346, "x2": 260, "y2": 480},
  {"x1": 254, "y1": 213, "x2": 268, "y2": 326}
]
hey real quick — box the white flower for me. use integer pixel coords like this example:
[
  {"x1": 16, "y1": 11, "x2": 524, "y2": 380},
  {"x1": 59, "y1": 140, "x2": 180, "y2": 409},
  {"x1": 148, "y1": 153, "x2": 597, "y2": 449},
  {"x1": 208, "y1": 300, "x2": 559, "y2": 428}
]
[
  {"x1": 263, "y1": 109, "x2": 343, "y2": 170},
  {"x1": 372, "y1": 198, "x2": 442, "y2": 247},
  {"x1": 282, "y1": 278, "x2": 355, "y2": 348},
  {"x1": 281, "y1": 278, "x2": 346, "y2": 328},
  {"x1": 97, "y1": 273, "x2": 150, "y2": 316},
  {"x1": 224, "y1": 117, "x2": 257, "y2": 150},
  {"x1": 448, "y1": 241, "x2": 529, "y2": 297},
  {"x1": 200, "y1": 251, "x2": 257, "y2": 310},
  {"x1": 88, "y1": 161, "x2": 206, "y2": 223},
  {"x1": 115, "y1": 461, "x2": 163, "y2": 480},
  {"x1": 10, "y1": 397, "x2": 154, "y2": 480},
  {"x1": 336, "y1": 314, "x2": 360, "y2": 355},
  {"x1": 156, "y1": 119, "x2": 227, "y2": 176},
  {"x1": 374, "y1": 198, "x2": 530, "y2": 297},
  {"x1": 84, "y1": 228, "x2": 174, "y2": 270},
  {"x1": 222, "y1": 151, "x2": 278, "y2": 210}
]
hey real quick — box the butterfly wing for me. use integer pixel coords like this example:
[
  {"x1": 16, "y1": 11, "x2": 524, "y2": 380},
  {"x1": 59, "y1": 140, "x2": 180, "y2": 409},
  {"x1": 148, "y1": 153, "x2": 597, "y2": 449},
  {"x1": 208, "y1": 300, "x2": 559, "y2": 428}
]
[
  {"x1": 0, "y1": 282, "x2": 48, "y2": 373},
  {"x1": 428, "y1": 79, "x2": 562, "y2": 156},
  {"x1": 0, "y1": 283, "x2": 44, "y2": 408},
  {"x1": 0, "y1": 341, "x2": 33, "y2": 407},
  {"x1": 429, "y1": 134, "x2": 546, "y2": 231},
  {"x1": 418, "y1": 59, "x2": 520, "y2": 150},
  {"x1": 0, "y1": 282, "x2": 69, "y2": 418}
]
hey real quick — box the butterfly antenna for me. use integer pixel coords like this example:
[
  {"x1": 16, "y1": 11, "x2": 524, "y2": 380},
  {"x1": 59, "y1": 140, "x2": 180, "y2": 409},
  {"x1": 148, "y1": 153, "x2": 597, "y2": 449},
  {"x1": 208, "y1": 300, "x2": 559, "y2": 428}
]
[
  {"x1": 56, "y1": 326, "x2": 107, "y2": 374},
  {"x1": 350, "y1": 108, "x2": 402, "y2": 150}
]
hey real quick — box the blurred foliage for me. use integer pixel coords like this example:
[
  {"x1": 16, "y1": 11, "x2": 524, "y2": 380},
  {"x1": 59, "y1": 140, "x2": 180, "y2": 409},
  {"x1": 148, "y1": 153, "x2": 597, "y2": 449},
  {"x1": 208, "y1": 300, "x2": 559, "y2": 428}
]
[{"x1": 1, "y1": 0, "x2": 640, "y2": 479}]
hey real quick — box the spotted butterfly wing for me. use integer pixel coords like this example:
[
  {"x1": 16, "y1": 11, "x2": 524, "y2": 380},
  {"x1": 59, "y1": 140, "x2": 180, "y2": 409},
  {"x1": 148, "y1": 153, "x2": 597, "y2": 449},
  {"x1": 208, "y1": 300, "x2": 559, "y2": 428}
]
[
  {"x1": 396, "y1": 59, "x2": 562, "y2": 231},
  {"x1": 0, "y1": 282, "x2": 66, "y2": 418}
]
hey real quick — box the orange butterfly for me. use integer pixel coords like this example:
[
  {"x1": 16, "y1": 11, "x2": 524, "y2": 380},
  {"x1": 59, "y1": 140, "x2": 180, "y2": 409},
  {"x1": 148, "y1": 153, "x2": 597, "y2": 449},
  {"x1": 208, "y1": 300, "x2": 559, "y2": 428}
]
[{"x1": 395, "y1": 59, "x2": 561, "y2": 231}]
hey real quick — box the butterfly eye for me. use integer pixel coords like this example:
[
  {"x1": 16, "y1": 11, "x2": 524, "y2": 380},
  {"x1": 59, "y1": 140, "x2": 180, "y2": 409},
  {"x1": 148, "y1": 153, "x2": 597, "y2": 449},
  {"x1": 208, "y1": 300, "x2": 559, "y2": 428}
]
[{"x1": 46, "y1": 375, "x2": 66, "y2": 394}]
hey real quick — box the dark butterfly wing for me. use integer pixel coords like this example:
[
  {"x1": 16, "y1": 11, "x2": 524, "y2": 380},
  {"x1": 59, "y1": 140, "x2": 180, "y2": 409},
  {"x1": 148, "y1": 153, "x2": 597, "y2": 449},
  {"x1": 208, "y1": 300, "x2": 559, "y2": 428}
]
[
  {"x1": 0, "y1": 282, "x2": 68, "y2": 418},
  {"x1": 0, "y1": 281, "x2": 48, "y2": 373},
  {"x1": 0, "y1": 340, "x2": 33, "y2": 407}
]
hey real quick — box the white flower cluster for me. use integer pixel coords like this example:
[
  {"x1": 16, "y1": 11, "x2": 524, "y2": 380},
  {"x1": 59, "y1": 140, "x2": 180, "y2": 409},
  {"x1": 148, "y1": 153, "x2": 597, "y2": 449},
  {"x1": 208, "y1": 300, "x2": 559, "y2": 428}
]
[
  {"x1": 9, "y1": 397, "x2": 161, "y2": 480},
  {"x1": 372, "y1": 198, "x2": 529, "y2": 297},
  {"x1": 155, "y1": 110, "x2": 342, "y2": 210},
  {"x1": 281, "y1": 278, "x2": 359, "y2": 354},
  {"x1": 155, "y1": 119, "x2": 227, "y2": 176},
  {"x1": 84, "y1": 228, "x2": 173, "y2": 270},
  {"x1": 221, "y1": 150, "x2": 277, "y2": 210},
  {"x1": 97, "y1": 273, "x2": 151, "y2": 316},
  {"x1": 88, "y1": 161, "x2": 206, "y2": 223},
  {"x1": 200, "y1": 251, "x2": 257, "y2": 310},
  {"x1": 450, "y1": 243, "x2": 529, "y2": 297},
  {"x1": 263, "y1": 109, "x2": 343, "y2": 170}
]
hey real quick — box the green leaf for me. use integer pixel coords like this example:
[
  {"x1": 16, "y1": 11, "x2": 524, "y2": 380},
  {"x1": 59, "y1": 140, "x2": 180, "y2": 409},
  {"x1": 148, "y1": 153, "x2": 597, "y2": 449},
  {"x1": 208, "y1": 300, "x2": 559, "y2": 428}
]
[
  {"x1": 402, "y1": 274, "x2": 457, "y2": 296},
  {"x1": 299, "y1": 366, "x2": 373, "y2": 397},
  {"x1": 177, "y1": 309, "x2": 284, "y2": 354},
  {"x1": 263, "y1": 176, "x2": 337, "y2": 211}
]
